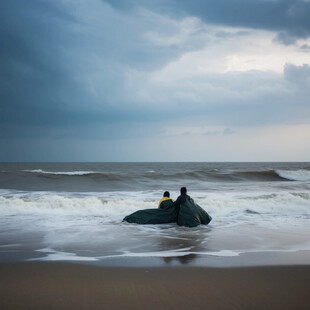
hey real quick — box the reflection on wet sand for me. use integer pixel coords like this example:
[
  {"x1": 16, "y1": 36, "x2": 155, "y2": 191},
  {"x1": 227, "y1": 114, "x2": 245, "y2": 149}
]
[
  {"x1": 163, "y1": 254, "x2": 197, "y2": 264},
  {"x1": 157, "y1": 226, "x2": 213, "y2": 264}
]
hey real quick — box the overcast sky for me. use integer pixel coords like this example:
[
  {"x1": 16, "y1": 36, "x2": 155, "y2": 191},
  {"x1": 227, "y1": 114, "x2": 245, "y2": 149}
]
[{"x1": 1, "y1": 0, "x2": 310, "y2": 161}]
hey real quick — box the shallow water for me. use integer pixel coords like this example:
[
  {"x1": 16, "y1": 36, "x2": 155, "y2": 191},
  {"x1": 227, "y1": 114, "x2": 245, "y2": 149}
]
[{"x1": 0, "y1": 162, "x2": 309, "y2": 264}]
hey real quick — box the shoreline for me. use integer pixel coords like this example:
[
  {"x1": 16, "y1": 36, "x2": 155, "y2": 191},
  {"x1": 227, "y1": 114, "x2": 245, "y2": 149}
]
[
  {"x1": 1, "y1": 248, "x2": 310, "y2": 268},
  {"x1": 1, "y1": 262, "x2": 309, "y2": 310}
]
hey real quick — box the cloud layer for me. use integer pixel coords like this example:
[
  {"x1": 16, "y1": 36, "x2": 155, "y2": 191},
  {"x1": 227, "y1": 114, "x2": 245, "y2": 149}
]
[{"x1": 0, "y1": 0, "x2": 309, "y2": 161}]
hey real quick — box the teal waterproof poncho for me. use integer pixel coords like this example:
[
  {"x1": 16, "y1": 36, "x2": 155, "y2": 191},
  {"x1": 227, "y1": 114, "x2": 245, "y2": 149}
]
[{"x1": 123, "y1": 198, "x2": 212, "y2": 228}]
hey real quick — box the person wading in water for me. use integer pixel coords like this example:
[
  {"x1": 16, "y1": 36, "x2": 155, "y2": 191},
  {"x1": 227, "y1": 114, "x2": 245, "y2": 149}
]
[{"x1": 158, "y1": 191, "x2": 174, "y2": 209}]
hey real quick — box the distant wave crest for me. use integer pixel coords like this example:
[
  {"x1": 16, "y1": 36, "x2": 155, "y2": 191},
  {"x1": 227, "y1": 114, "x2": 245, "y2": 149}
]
[
  {"x1": 23, "y1": 169, "x2": 105, "y2": 176},
  {"x1": 4, "y1": 168, "x2": 309, "y2": 182},
  {"x1": 275, "y1": 169, "x2": 310, "y2": 181}
]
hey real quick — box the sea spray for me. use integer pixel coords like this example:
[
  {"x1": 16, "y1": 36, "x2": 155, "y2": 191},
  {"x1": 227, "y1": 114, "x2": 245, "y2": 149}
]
[{"x1": 0, "y1": 191, "x2": 309, "y2": 218}]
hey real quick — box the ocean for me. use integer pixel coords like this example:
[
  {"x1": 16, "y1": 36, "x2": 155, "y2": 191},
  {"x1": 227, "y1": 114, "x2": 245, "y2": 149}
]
[{"x1": 0, "y1": 162, "x2": 309, "y2": 266}]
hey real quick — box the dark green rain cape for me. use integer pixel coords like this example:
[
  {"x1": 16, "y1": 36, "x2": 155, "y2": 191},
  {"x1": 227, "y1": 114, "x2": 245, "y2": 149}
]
[{"x1": 123, "y1": 198, "x2": 212, "y2": 228}]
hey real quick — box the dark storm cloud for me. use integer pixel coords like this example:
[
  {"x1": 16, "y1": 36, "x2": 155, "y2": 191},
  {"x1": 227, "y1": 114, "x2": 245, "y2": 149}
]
[
  {"x1": 0, "y1": 0, "x2": 87, "y2": 128},
  {"x1": 1, "y1": 0, "x2": 310, "y2": 160},
  {"x1": 0, "y1": 0, "x2": 153, "y2": 137},
  {"x1": 1, "y1": 0, "x2": 221, "y2": 144},
  {"x1": 104, "y1": 0, "x2": 310, "y2": 43}
]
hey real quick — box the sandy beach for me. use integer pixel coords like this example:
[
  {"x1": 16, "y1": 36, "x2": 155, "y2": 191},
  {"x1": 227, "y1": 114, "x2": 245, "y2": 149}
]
[{"x1": 1, "y1": 262, "x2": 309, "y2": 310}]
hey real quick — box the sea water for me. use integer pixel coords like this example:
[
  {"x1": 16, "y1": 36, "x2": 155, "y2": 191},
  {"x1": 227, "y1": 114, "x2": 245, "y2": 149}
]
[{"x1": 0, "y1": 162, "x2": 309, "y2": 265}]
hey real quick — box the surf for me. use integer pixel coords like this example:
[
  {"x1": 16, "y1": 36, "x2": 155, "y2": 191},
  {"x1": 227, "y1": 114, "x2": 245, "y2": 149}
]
[
  {"x1": 0, "y1": 190, "x2": 309, "y2": 218},
  {"x1": 275, "y1": 169, "x2": 310, "y2": 181}
]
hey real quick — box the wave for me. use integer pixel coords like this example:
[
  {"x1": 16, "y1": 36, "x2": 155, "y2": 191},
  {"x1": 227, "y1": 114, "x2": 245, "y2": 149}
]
[
  {"x1": 139, "y1": 169, "x2": 285, "y2": 182},
  {"x1": 19, "y1": 169, "x2": 124, "y2": 182},
  {"x1": 23, "y1": 169, "x2": 101, "y2": 176},
  {"x1": 146, "y1": 169, "x2": 308, "y2": 182},
  {"x1": 0, "y1": 195, "x2": 153, "y2": 219},
  {"x1": 275, "y1": 169, "x2": 310, "y2": 181},
  {"x1": 0, "y1": 191, "x2": 309, "y2": 218},
  {"x1": 1, "y1": 168, "x2": 309, "y2": 184}
]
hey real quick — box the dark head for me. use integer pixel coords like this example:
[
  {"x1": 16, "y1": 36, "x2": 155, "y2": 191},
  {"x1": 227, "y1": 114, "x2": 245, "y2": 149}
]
[
  {"x1": 180, "y1": 187, "x2": 187, "y2": 195},
  {"x1": 163, "y1": 191, "x2": 170, "y2": 198}
]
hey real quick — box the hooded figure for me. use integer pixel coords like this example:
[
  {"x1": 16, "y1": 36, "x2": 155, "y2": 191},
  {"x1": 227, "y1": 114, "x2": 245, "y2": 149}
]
[{"x1": 158, "y1": 191, "x2": 174, "y2": 209}]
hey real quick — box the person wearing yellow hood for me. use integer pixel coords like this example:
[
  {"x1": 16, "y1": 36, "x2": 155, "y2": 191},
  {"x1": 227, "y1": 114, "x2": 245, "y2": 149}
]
[{"x1": 158, "y1": 191, "x2": 174, "y2": 209}]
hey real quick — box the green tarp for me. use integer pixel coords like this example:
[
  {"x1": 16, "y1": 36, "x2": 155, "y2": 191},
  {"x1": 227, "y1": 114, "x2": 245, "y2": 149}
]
[
  {"x1": 123, "y1": 198, "x2": 212, "y2": 227},
  {"x1": 177, "y1": 199, "x2": 212, "y2": 227}
]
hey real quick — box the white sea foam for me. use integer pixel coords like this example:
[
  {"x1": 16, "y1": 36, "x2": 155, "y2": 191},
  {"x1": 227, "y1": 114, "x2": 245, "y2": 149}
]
[
  {"x1": 195, "y1": 192, "x2": 310, "y2": 216},
  {"x1": 27, "y1": 247, "x2": 240, "y2": 261},
  {"x1": 23, "y1": 169, "x2": 98, "y2": 175},
  {"x1": 0, "y1": 191, "x2": 309, "y2": 218},
  {"x1": 275, "y1": 169, "x2": 310, "y2": 181},
  {"x1": 102, "y1": 249, "x2": 240, "y2": 258},
  {"x1": 29, "y1": 248, "x2": 98, "y2": 261}
]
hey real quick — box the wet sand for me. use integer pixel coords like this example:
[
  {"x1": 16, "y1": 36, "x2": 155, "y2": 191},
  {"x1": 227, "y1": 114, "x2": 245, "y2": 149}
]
[{"x1": 0, "y1": 263, "x2": 309, "y2": 310}]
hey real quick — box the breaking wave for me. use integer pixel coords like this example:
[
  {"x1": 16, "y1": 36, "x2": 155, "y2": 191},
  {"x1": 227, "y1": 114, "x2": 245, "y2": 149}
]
[
  {"x1": 16, "y1": 168, "x2": 310, "y2": 182},
  {"x1": 275, "y1": 169, "x2": 310, "y2": 181},
  {"x1": 1, "y1": 165, "x2": 309, "y2": 193},
  {"x1": 0, "y1": 191, "x2": 309, "y2": 218},
  {"x1": 23, "y1": 169, "x2": 105, "y2": 176}
]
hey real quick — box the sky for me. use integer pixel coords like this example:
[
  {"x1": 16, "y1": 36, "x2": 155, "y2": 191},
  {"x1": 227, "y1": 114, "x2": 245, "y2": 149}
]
[{"x1": 1, "y1": 0, "x2": 310, "y2": 162}]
